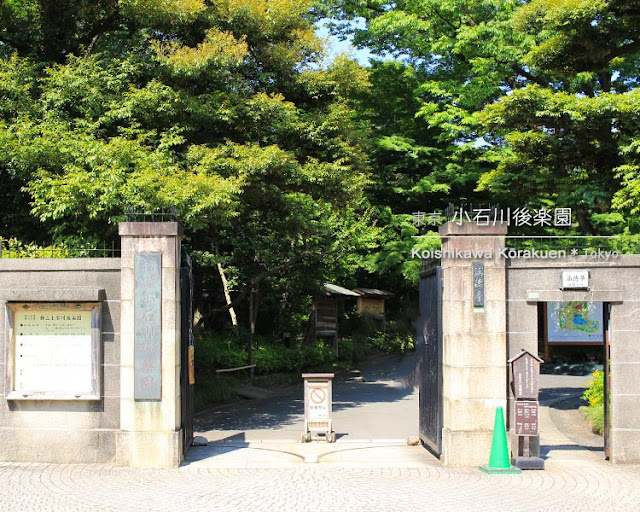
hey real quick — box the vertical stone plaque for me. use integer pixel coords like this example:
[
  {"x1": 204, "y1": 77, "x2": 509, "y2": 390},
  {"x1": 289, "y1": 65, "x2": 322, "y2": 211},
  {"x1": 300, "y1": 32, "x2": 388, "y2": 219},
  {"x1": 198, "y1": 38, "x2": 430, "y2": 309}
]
[
  {"x1": 135, "y1": 253, "x2": 162, "y2": 400},
  {"x1": 472, "y1": 262, "x2": 484, "y2": 308}
]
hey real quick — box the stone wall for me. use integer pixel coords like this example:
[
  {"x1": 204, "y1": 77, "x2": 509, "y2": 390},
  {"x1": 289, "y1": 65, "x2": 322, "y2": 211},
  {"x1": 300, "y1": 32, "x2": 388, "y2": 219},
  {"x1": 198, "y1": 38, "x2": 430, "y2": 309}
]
[
  {"x1": 507, "y1": 256, "x2": 640, "y2": 463},
  {"x1": 439, "y1": 222, "x2": 508, "y2": 466},
  {"x1": 0, "y1": 258, "x2": 121, "y2": 463},
  {"x1": 0, "y1": 223, "x2": 185, "y2": 467}
]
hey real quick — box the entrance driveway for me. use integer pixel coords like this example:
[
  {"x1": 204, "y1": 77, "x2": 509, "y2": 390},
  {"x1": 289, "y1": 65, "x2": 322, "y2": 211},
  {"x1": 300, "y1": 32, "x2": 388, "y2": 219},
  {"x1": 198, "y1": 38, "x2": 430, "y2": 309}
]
[{"x1": 194, "y1": 352, "x2": 419, "y2": 443}]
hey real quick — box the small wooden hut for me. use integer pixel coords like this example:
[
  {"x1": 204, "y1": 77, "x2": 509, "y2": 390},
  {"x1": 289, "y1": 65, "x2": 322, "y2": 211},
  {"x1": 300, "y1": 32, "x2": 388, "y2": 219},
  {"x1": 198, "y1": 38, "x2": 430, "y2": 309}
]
[
  {"x1": 353, "y1": 287, "x2": 393, "y2": 331},
  {"x1": 305, "y1": 283, "x2": 359, "y2": 351}
]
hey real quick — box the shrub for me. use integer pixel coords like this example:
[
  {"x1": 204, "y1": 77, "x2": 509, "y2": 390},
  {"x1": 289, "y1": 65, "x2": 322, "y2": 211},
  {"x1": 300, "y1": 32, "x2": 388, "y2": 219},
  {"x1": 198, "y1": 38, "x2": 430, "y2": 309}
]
[
  {"x1": 582, "y1": 370, "x2": 605, "y2": 435},
  {"x1": 367, "y1": 322, "x2": 414, "y2": 354},
  {"x1": 253, "y1": 344, "x2": 305, "y2": 374},
  {"x1": 194, "y1": 373, "x2": 240, "y2": 410},
  {"x1": 582, "y1": 370, "x2": 604, "y2": 407},
  {"x1": 301, "y1": 342, "x2": 336, "y2": 370},
  {"x1": 585, "y1": 403, "x2": 605, "y2": 435},
  {"x1": 195, "y1": 328, "x2": 247, "y2": 371}
]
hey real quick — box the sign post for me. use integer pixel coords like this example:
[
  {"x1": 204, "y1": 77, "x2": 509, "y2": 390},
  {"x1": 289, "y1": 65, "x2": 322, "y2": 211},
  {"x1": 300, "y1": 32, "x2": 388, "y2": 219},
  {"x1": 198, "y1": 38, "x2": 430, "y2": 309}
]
[
  {"x1": 508, "y1": 350, "x2": 544, "y2": 469},
  {"x1": 301, "y1": 373, "x2": 336, "y2": 443}
]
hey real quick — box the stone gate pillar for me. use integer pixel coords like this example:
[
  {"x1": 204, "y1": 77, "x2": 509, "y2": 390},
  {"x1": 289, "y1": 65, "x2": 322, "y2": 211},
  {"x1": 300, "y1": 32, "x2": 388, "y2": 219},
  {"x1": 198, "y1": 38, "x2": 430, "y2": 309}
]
[
  {"x1": 117, "y1": 222, "x2": 183, "y2": 467},
  {"x1": 439, "y1": 221, "x2": 508, "y2": 466}
]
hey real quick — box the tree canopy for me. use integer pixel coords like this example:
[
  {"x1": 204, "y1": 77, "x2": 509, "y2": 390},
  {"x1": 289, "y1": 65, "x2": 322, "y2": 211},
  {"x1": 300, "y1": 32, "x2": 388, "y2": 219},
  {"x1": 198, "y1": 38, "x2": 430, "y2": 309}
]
[
  {"x1": 0, "y1": 0, "x2": 380, "y2": 334},
  {"x1": 323, "y1": 0, "x2": 640, "y2": 235},
  {"x1": 2, "y1": 0, "x2": 640, "y2": 340}
]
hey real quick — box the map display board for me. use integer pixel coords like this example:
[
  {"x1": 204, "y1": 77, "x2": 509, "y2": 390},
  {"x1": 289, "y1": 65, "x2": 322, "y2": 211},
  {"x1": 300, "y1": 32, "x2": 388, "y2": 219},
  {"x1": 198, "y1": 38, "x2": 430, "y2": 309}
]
[
  {"x1": 546, "y1": 301, "x2": 604, "y2": 343},
  {"x1": 12, "y1": 308, "x2": 96, "y2": 397}
]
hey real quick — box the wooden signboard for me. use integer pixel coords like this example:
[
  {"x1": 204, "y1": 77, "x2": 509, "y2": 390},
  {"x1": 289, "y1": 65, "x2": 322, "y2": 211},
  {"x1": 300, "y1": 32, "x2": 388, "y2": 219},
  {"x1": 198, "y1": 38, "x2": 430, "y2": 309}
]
[
  {"x1": 514, "y1": 400, "x2": 539, "y2": 436},
  {"x1": 510, "y1": 350, "x2": 542, "y2": 399}
]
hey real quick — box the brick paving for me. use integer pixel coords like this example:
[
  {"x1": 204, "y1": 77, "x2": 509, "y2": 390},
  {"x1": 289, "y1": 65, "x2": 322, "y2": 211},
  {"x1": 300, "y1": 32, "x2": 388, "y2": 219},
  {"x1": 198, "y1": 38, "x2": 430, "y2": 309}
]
[
  {"x1": 2, "y1": 451, "x2": 640, "y2": 512},
  {"x1": 2, "y1": 373, "x2": 639, "y2": 511}
]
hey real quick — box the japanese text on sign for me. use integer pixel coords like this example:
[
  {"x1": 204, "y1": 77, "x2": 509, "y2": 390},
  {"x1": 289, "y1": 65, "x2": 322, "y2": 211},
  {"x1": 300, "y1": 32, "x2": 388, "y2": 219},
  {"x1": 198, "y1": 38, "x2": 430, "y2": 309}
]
[
  {"x1": 411, "y1": 206, "x2": 572, "y2": 228},
  {"x1": 515, "y1": 401, "x2": 539, "y2": 436},
  {"x1": 308, "y1": 385, "x2": 329, "y2": 421},
  {"x1": 13, "y1": 309, "x2": 94, "y2": 396},
  {"x1": 562, "y1": 270, "x2": 589, "y2": 289},
  {"x1": 134, "y1": 253, "x2": 162, "y2": 400}
]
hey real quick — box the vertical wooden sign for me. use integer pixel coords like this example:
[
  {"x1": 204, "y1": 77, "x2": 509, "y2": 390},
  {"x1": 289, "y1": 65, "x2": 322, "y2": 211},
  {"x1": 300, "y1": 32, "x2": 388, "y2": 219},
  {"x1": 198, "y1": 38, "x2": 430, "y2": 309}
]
[{"x1": 134, "y1": 253, "x2": 162, "y2": 400}]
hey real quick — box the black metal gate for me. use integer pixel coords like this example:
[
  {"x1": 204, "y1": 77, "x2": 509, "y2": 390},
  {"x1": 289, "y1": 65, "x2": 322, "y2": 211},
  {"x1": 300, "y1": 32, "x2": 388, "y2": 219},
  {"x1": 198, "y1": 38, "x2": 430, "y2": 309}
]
[
  {"x1": 180, "y1": 252, "x2": 195, "y2": 455},
  {"x1": 417, "y1": 266, "x2": 443, "y2": 456}
]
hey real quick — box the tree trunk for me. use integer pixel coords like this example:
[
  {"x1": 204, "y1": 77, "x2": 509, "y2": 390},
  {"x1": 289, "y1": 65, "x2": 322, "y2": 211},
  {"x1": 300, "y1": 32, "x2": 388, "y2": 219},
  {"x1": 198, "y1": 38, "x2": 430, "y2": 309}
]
[
  {"x1": 217, "y1": 262, "x2": 238, "y2": 326},
  {"x1": 248, "y1": 285, "x2": 259, "y2": 379}
]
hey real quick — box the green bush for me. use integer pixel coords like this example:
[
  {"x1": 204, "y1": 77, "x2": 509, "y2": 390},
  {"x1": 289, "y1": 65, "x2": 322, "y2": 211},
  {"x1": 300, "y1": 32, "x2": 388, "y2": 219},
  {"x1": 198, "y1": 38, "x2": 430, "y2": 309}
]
[
  {"x1": 585, "y1": 403, "x2": 605, "y2": 435},
  {"x1": 253, "y1": 344, "x2": 305, "y2": 374},
  {"x1": 301, "y1": 342, "x2": 336, "y2": 369},
  {"x1": 367, "y1": 322, "x2": 414, "y2": 354},
  {"x1": 194, "y1": 373, "x2": 240, "y2": 410},
  {"x1": 583, "y1": 371, "x2": 604, "y2": 407},
  {"x1": 582, "y1": 371, "x2": 605, "y2": 435},
  {"x1": 195, "y1": 328, "x2": 248, "y2": 371}
]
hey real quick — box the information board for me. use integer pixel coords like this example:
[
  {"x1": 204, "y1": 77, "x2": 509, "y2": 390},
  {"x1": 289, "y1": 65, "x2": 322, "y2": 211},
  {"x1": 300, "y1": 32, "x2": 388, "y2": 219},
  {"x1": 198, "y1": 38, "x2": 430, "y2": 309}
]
[
  {"x1": 511, "y1": 352, "x2": 540, "y2": 399},
  {"x1": 547, "y1": 301, "x2": 604, "y2": 343},
  {"x1": 13, "y1": 309, "x2": 94, "y2": 396},
  {"x1": 514, "y1": 401, "x2": 539, "y2": 436}
]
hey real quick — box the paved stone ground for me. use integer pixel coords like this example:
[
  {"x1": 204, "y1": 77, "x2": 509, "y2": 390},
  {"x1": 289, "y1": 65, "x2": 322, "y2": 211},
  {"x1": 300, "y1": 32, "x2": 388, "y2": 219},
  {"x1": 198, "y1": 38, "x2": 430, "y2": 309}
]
[
  {"x1": 2, "y1": 452, "x2": 640, "y2": 512},
  {"x1": 3, "y1": 371, "x2": 639, "y2": 511}
]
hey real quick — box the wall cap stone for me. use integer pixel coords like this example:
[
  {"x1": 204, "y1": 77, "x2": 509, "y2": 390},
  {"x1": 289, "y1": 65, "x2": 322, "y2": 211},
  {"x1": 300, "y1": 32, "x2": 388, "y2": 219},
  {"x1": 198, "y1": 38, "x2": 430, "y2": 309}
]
[
  {"x1": 119, "y1": 222, "x2": 183, "y2": 238},
  {"x1": 0, "y1": 287, "x2": 106, "y2": 302},
  {"x1": 0, "y1": 259, "x2": 120, "y2": 271}
]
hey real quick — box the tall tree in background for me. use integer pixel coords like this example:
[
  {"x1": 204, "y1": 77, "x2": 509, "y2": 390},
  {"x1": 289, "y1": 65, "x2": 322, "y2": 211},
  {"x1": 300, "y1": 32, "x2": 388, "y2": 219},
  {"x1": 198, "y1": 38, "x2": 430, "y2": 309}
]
[
  {"x1": 323, "y1": 0, "x2": 640, "y2": 234},
  {"x1": 0, "y1": 0, "x2": 378, "y2": 335}
]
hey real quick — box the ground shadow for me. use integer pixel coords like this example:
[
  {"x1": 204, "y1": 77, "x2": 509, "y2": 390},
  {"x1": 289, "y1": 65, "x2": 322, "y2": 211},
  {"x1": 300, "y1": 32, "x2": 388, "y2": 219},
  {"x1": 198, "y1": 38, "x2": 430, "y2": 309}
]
[{"x1": 194, "y1": 353, "x2": 417, "y2": 433}]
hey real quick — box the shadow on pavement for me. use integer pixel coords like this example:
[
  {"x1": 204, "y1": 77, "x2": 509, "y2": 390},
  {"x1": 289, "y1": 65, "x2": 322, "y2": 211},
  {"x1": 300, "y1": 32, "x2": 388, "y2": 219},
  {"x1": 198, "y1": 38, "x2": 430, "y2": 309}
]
[{"x1": 194, "y1": 353, "x2": 417, "y2": 433}]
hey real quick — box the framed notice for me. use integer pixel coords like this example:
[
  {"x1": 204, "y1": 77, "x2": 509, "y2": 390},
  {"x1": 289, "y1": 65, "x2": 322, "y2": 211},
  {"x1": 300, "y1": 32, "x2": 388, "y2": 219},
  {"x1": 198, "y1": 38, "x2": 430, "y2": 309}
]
[
  {"x1": 546, "y1": 301, "x2": 604, "y2": 343},
  {"x1": 6, "y1": 303, "x2": 101, "y2": 400}
]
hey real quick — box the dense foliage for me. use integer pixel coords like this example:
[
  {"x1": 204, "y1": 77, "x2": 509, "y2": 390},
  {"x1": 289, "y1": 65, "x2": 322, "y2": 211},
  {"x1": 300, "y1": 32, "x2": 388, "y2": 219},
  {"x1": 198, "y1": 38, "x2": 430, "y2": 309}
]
[
  {"x1": 323, "y1": 0, "x2": 640, "y2": 235},
  {"x1": 2, "y1": 1, "x2": 640, "y2": 366},
  {"x1": 0, "y1": 0, "x2": 380, "y2": 340}
]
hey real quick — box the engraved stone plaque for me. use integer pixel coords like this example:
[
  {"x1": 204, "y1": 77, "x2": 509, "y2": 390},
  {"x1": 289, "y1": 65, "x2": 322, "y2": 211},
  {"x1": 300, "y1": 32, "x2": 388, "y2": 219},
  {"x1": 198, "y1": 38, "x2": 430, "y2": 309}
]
[{"x1": 134, "y1": 253, "x2": 162, "y2": 400}]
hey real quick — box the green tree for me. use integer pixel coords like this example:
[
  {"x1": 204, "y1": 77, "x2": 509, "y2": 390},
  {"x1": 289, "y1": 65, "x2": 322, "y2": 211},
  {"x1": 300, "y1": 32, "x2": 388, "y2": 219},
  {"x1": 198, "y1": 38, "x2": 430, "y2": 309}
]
[
  {"x1": 0, "y1": 0, "x2": 378, "y2": 341},
  {"x1": 322, "y1": 0, "x2": 640, "y2": 234}
]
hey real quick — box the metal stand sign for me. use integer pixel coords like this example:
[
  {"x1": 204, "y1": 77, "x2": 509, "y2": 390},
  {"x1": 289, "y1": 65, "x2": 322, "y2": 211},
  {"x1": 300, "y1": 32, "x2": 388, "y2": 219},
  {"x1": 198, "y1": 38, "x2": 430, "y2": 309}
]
[{"x1": 301, "y1": 373, "x2": 336, "y2": 443}]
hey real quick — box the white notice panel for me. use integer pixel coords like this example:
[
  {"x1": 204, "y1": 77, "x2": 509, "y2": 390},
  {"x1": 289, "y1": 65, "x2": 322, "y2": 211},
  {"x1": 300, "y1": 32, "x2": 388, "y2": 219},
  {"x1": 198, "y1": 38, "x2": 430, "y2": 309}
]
[
  {"x1": 307, "y1": 382, "x2": 330, "y2": 421},
  {"x1": 13, "y1": 309, "x2": 94, "y2": 396}
]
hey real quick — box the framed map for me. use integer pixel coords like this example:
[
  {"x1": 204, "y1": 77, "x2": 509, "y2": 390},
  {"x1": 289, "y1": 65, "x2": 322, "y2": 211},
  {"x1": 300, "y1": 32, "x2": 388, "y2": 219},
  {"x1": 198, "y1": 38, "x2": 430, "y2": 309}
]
[{"x1": 546, "y1": 301, "x2": 604, "y2": 343}]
